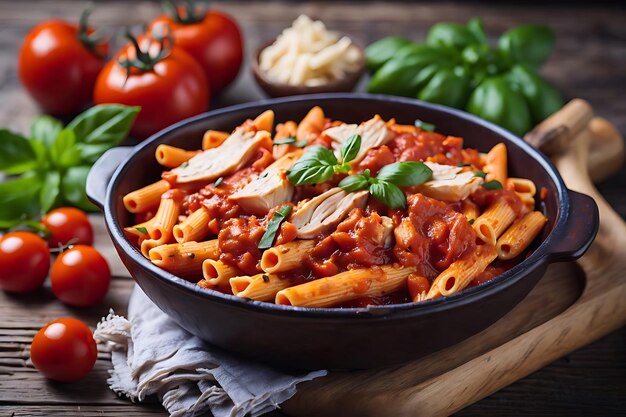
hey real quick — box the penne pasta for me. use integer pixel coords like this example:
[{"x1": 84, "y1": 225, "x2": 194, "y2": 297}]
[
  {"x1": 202, "y1": 130, "x2": 230, "y2": 150},
  {"x1": 148, "y1": 240, "x2": 219, "y2": 278},
  {"x1": 260, "y1": 240, "x2": 316, "y2": 273},
  {"x1": 496, "y1": 211, "x2": 548, "y2": 260},
  {"x1": 484, "y1": 143, "x2": 507, "y2": 184},
  {"x1": 428, "y1": 244, "x2": 498, "y2": 299},
  {"x1": 296, "y1": 106, "x2": 325, "y2": 144},
  {"x1": 230, "y1": 273, "x2": 293, "y2": 301},
  {"x1": 275, "y1": 265, "x2": 416, "y2": 308},
  {"x1": 461, "y1": 199, "x2": 480, "y2": 223},
  {"x1": 473, "y1": 200, "x2": 517, "y2": 246},
  {"x1": 123, "y1": 180, "x2": 170, "y2": 213},
  {"x1": 173, "y1": 207, "x2": 210, "y2": 243},
  {"x1": 146, "y1": 195, "x2": 182, "y2": 245},
  {"x1": 123, "y1": 219, "x2": 154, "y2": 240},
  {"x1": 155, "y1": 144, "x2": 198, "y2": 168},
  {"x1": 253, "y1": 110, "x2": 275, "y2": 132},
  {"x1": 507, "y1": 177, "x2": 537, "y2": 210},
  {"x1": 202, "y1": 259, "x2": 241, "y2": 287}
]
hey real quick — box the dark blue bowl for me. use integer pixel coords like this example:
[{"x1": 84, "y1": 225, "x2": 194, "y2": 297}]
[{"x1": 87, "y1": 93, "x2": 598, "y2": 370}]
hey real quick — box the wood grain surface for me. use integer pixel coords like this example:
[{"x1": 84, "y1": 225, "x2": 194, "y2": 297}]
[{"x1": 0, "y1": 1, "x2": 625, "y2": 416}]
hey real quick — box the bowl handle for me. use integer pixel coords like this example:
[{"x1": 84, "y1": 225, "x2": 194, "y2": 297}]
[
  {"x1": 86, "y1": 147, "x2": 134, "y2": 210},
  {"x1": 549, "y1": 190, "x2": 599, "y2": 262}
]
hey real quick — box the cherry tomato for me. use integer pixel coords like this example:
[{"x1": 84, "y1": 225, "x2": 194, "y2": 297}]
[
  {"x1": 50, "y1": 245, "x2": 110, "y2": 307},
  {"x1": 31, "y1": 317, "x2": 97, "y2": 382},
  {"x1": 94, "y1": 31, "x2": 208, "y2": 140},
  {"x1": 0, "y1": 232, "x2": 50, "y2": 293},
  {"x1": 18, "y1": 11, "x2": 108, "y2": 116},
  {"x1": 150, "y1": 3, "x2": 243, "y2": 93},
  {"x1": 42, "y1": 207, "x2": 94, "y2": 247}
]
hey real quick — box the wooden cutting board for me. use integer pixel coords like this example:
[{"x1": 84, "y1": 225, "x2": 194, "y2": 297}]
[{"x1": 281, "y1": 101, "x2": 626, "y2": 417}]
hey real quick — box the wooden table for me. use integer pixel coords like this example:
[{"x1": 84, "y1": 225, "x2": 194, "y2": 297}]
[{"x1": 1, "y1": 1, "x2": 625, "y2": 416}]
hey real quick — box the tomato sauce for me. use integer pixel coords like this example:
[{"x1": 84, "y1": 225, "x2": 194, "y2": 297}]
[{"x1": 218, "y1": 216, "x2": 265, "y2": 275}]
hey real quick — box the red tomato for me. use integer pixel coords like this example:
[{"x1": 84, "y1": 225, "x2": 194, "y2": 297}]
[
  {"x1": 94, "y1": 33, "x2": 209, "y2": 140},
  {"x1": 31, "y1": 317, "x2": 97, "y2": 382},
  {"x1": 42, "y1": 207, "x2": 94, "y2": 247},
  {"x1": 150, "y1": 6, "x2": 243, "y2": 93},
  {"x1": 18, "y1": 13, "x2": 108, "y2": 116},
  {"x1": 50, "y1": 245, "x2": 110, "y2": 307},
  {"x1": 0, "y1": 232, "x2": 50, "y2": 293}
]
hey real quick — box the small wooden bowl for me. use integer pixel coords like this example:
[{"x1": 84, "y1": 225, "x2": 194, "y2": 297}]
[{"x1": 252, "y1": 39, "x2": 366, "y2": 98}]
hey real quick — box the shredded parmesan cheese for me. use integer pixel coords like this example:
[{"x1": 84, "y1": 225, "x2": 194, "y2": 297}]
[{"x1": 259, "y1": 15, "x2": 362, "y2": 87}]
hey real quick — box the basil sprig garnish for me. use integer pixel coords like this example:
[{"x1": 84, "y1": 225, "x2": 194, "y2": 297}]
[
  {"x1": 339, "y1": 162, "x2": 433, "y2": 209},
  {"x1": 287, "y1": 134, "x2": 361, "y2": 185},
  {"x1": 258, "y1": 205, "x2": 293, "y2": 250}
]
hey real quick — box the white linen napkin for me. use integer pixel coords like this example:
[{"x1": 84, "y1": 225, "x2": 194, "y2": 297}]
[{"x1": 94, "y1": 285, "x2": 327, "y2": 417}]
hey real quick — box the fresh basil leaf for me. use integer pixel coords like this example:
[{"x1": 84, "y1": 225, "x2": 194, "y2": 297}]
[
  {"x1": 376, "y1": 161, "x2": 433, "y2": 187},
  {"x1": 40, "y1": 171, "x2": 61, "y2": 213},
  {"x1": 340, "y1": 134, "x2": 361, "y2": 163},
  {"x1": 369, "y1": 181, "x2": 406, "y2": 209},
  {"x1": 467, "y1": 18, "x2": 487, "y2": 44},
  {"x1": 68, "y1": 104, "x2": 140, "y2": 145},
  {"x1": 288, "y1": 165, "x2": 335, "y2": 186},
  {"x1": 414, "y1": 119, "x2": 436, "y2": 132},
  {"x1": 273, "y1": 136, "x2": 296, "y2": 145},
  {"x1": 31, "y1": 115, "x2": 63, "y2": 147},
  {"x1": 135, "y1": 226, "x2": 149, "y2": 234},
  {"x1": 61, "y1": 166, "x2": 98, "y2": 211},
  {"x1": 29, "y1": 139, "x2": 49, "y2": 167},
  {"x1": 75, "y1": 143, "x2": 118, "y2": 164},
  {"x1": 7, "y1": 219, "x2": 51, "y2": 239},
  {"x1": 483, "y1": 180, "x2": 504, "y2": 190},
  {"x1": 258, "y1": 205, "x2": 293, "y2": 250},
  {"x1": 49, "y1": 128, "x2": 82, "y2": 169},
  {"x1": 0, "y1": 129, "x2": 38, "y2": 174},
  {"x1": 0, "y1": 175, "x2": 42, "y2": 223},
  {"x1": 287, "y1": 145, "x2": 337, "y2": 185},
  {"x1": 339, "y1": 174, "x2": 369, "y2": 192},
  {"x1": 474, "y1": 171, "x2": 487, "y2": 178}
]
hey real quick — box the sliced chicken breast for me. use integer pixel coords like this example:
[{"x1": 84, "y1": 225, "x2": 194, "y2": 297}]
[
  {"x1": 415, "y1": 162, "x2": 483, "y2": 201},
  {"x1": 291, "y1": 187, "x2": 369, "y2": 238},
  {"x1": 229, "y1": 152, "x2": 301, "y2": 216},
  {"x1": 323, "y1": 116, "x2": 394, "y2": 163},
  {"x1": 168, "y1": 128, "x2": 271, "y2": 184}
]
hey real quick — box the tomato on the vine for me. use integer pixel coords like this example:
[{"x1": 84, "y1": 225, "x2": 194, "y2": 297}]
[
  {"x1": 31, "y1": 317, "x2": 97, "y2": 382},
  {"x1": 0, "y1": 232, "x2": 50, "y2": 293},
  {"x1": 18, "y1": 10, "x2": 108, "y2": 116},
  {"x1": 50, "y1": 245, "x2": 110, "y2": 307},
  {"x1": 42, "y1": 207, "x2": 94, "y2": 247},
  {"x1": 150, "y1": 1, "x2": 243, "y2": 94},
  {"x1": 94, "y1": 29, "x2": 209, "y2": 140}
]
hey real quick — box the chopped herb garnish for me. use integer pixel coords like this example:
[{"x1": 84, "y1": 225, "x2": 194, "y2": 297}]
[
  {"x1": 339, "y1": 161, "x2": 433, "y2": 209},
  {"x1": 180, "y1": 161, "x2": 189, "y2": 168},
  {"x1": 469, "y1": 218, "x2": 475, "y2": 225},
  {"x1": 483, "y1": 180, "x2": 504, "y2": 190},
  {"x1": 473, "y1": 171, "x2": 487, "y2": 178},
  {"x1": 258, "y1": 205, "x2": 293, "y2": 250},
  {"x1": 273, "y1": 136, "x2": 296, "y2": 145},
  {"x1": 457, "y1": 162, "x2": 471, "y2": 167},
  {"x1": 214, "y1": 177, "x2": 224, "y2": 187},
  {"x1": 261, "y1": 172, "x2": 268, "y2": 178},
  {"x1": 135, "y1": 226, "x2": 149, "y2": 234},
  {"x1": 293, "y1": 139, "x2": 308, "y2": 147},
  {"x1": 262, "y1": 274, "x2": 270, "y2": 283},
  {"x1": 414, "y1": 119, "x2": 436, "y2": 131}
]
